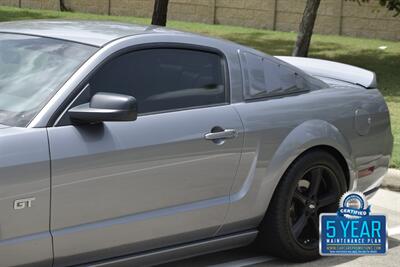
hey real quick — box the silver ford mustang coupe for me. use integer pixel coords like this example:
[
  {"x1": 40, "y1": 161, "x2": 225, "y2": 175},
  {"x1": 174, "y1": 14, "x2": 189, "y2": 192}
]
[{"x1": 0, "y1": 20, "x2": 393, "y2": 267}]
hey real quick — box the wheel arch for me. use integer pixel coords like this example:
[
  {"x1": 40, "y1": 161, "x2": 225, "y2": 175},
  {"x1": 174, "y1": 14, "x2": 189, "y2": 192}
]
[
  {"x1": 267, "y1": 119, "x2": 355, "y2": 192},
  {"x1": 254, "y1": 145, "x2": 351, "y2": 262},
  {"x1": 218, "y1": 120, "x2": 357, "y2": 235},
  {"x1": 294, "y1": 145, "x2": 351, "y2": 189},
  {"x1": 259, "y1": 120, "x2": 357, "y2": 222}
]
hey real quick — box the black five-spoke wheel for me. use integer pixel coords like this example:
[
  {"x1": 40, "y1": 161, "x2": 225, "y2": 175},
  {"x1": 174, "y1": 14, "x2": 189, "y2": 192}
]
[
  {"x1": 290, "y1": 166, "x2": 341, "y2": 248},
  {"x1": 256, "y1": 150, "x2": 347, "y2": 262}
]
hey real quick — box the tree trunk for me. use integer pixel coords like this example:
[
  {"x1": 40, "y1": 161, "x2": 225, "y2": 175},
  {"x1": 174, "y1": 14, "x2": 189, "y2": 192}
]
[
  {"x1": 60, "y1": 0, "x2": 68, "y2": 11},
  {"x1": 292, "y1": 0, "x2": 321, "y2": 57},
  {"x1": 151, "y1": 0, "x2": 170, "y2": 26}
]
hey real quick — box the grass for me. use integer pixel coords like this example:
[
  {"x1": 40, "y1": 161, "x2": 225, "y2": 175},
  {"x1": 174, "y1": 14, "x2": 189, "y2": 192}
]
[{"x1": 0, "y1": 6, "x2": 399, "y2": 168}]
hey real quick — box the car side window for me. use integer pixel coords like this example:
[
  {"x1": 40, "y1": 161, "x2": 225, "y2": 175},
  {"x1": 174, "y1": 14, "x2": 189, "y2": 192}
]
[
  {"x1": 240, "y1": 51, "x2": 305, "y2": 99},
  {"x1": 240, "y1": 51, "x2": 266, "y2": 97},
  {"x1": 279, "y1": 64, "x2": 305, "y2": 92},
  {"x1": 88, "y1": 48, "x2": 227, "y2": 114}
]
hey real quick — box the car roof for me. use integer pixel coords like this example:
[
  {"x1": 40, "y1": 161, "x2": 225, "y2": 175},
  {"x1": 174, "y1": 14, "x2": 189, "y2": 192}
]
[{"x1": 0, "y1": 20, "x2": 184, "y2": 47}]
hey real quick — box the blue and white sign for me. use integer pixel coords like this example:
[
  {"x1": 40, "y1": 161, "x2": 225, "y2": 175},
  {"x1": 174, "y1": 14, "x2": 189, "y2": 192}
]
[{"x1": 320, "y1": 191, "x2": 387, "y2": 255}]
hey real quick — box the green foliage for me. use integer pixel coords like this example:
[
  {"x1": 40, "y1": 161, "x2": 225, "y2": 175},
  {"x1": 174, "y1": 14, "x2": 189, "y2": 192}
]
[
  {"x1": 349, "y1": 0, "x2": 400, "y2": 16},
  {"x1": 380, "y1": 0, "x2": 400, "y2": 15}
]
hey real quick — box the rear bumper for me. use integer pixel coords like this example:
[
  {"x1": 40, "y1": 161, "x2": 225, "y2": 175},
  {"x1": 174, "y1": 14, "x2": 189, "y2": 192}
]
[
  {"x1": 364, "y1": 184, "x2": 381, "y2": 199},
  {"x1": 359, "y1": 164, "x2": 387, "y2": 199},
  {"x1": 356, "y1": 154, "x2": 389, "y2": 193}
]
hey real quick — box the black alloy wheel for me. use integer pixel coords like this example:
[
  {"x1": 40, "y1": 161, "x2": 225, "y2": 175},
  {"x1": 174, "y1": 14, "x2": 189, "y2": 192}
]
[
  {"x1": 255, "y1": 149, "x2": 347, "y2": 262},
  {"x1": 289, "y1": 165, "x2": 341, "y2": 249}
]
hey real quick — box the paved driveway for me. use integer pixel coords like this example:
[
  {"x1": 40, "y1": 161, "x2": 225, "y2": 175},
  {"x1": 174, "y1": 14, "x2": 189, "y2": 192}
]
[{"x1": 160, "y1": 189, "x2": 400, "y2": 267}]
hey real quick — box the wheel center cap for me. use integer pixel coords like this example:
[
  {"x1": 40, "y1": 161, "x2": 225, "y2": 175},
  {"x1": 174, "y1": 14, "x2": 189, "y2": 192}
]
[{"x1": 307, "y1": 201, "x2": 317, "y2": 212}]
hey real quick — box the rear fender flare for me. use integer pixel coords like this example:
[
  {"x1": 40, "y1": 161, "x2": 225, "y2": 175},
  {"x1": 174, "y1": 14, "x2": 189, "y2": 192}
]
[
  {"x1": 219, "y1": 120, "x2": 357, "y2": 234},
  {"x1": 259, "y1": 119, "x2": 356, "y2": 217}
]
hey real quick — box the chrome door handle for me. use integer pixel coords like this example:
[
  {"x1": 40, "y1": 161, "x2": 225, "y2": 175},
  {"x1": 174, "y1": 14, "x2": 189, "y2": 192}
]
[{"x1": 204, "y1": 129, "x2": 237, "y2": 140}]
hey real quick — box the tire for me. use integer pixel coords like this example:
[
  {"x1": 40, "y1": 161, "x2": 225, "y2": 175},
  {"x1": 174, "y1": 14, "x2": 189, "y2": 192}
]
[{"x1": 255, "y1": 149, "x2": 347, "y2": 262}]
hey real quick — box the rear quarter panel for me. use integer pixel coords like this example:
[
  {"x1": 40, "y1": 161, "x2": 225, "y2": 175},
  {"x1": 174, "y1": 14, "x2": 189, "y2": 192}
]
[{"x1": 219, "y1": 86, "x2": 391, "y2": 234}]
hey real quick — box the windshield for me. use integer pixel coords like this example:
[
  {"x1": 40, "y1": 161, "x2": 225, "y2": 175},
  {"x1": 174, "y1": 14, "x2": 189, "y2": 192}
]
[{"x1": 0, "y1": 33, "x2": 97, "y2": 127}]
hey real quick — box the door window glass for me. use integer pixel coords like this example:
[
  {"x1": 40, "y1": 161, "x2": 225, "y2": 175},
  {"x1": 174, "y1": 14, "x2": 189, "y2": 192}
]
[{"x1": 89, "y1": 48, "x2": 227, "y2": 114}]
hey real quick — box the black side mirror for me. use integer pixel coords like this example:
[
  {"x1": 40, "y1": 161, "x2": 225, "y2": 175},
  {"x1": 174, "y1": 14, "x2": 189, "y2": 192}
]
[{"x1": 68, "y1": 92, "x2": 137, "y2": 124}]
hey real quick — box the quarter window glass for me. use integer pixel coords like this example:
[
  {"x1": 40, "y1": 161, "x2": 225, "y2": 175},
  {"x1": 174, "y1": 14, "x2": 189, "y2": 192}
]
[
  {"x1": 279, "y1": 64, "x2": 298, "y2": 92},
  {"x1": 242, "y1": 52, "x2": 265, "y2": 97},
  {"x1": 295, "y1": 74, "x2": 306, "y2": 90},
  {"x1": 263, "y1": 58, "x2": 281, "y2": 93},
  {"x1": 89, "y1": 48, "x2": 226, "y2": 114},
  {"x1": 241, "y1": 52, "x2": 305, "y2": 99}
]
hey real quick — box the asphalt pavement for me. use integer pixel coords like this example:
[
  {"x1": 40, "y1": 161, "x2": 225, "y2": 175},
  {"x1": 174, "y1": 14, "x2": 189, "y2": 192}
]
[
  {"x1": 159, "y1": 189, "x2": 400, "y2": 267},
  {"x1": 382, "y1": 169, "x2": 400, "y2": 192}
]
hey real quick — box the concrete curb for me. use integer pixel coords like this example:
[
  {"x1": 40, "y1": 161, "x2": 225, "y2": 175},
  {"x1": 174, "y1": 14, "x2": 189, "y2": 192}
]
[{"x1": 382, "y1": 168, "x2": 400, "y2": 192}]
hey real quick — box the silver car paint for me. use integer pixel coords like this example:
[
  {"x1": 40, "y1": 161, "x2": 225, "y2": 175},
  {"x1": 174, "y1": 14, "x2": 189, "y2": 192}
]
[
  {"x1": 0, "y1": 20, "x2": 152, "y2": 47},
  {"x1": 0, "y1": 21, "x2": 393, "y2": 266},
  {"x1": 48, "y1": 105, "x2": 244, "y2": 266},
  {"x1": 29, "y1": 32, "x2": 245, "y2": 128},
  {"x1": 220, "y1": 87, "x2": 391, "y2": 235},
  {"x1": 0, "y1": 127, "x2": 52, "y2": 267},
  {"x1": 276, "y1": 56, "x2": 377, "y2": 88},
  {"x1": 89, "y1": 231, "x2": 258, "y2": 267}
]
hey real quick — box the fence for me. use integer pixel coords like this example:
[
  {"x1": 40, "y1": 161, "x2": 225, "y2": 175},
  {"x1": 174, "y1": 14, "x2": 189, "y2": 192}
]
[{"x1": 0, "y1": 0, "x2": 399, "y2": 40}]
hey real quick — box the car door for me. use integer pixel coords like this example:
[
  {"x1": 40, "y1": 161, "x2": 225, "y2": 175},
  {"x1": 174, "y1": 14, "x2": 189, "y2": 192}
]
[{"x1": 47, "y1": 47, "x2": 244, "y2": 266}]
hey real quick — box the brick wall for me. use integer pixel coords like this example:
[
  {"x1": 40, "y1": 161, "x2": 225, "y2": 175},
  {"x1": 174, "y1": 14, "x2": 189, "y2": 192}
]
[
  {"x1": 215, "y1": 0, "x2": 276, "y2": 29},
  {"x1": 342, "y1": 0, "x2": 400, "y2": 40},
  {"x1": 110, "y1": 0, "x2": 152, "y2": 17},
  {"x1": 0, "y1": 0, "x2": 19, "y2": 7},
  {"x1": 64, "y1": 0, "x2": 109, "y2": 14},
  {"x1": 169, "y1": 0, "x2": 215, "y2": 24},
  {"x1": 0, "y1": 0, "x2": 399, "y2": 40},
  {"x1": 0, "y1": 0, "x2": 59, "y2": 9},
  {"x1": 276, "y1": 0, "x2": 342, "y2": 35},
  {"x1": 21, "y1": 0, "x2": 59, "y2": 10}
]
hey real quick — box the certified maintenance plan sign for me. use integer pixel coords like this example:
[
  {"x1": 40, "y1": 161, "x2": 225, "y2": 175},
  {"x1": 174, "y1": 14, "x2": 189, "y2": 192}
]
[{"x1": 319, "y1": 192, "x2": 387, "y2": 255}]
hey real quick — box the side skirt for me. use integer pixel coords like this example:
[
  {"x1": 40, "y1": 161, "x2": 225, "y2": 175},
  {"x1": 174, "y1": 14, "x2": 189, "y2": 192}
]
[{"x1": 81, "y1": 230, "x2": 258, "y2": 267}]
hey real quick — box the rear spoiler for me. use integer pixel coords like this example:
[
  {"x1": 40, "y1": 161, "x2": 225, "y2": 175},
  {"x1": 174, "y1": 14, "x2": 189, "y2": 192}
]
[{"x1": 275, "y1": 56, "x2": 377, "y2": 89}]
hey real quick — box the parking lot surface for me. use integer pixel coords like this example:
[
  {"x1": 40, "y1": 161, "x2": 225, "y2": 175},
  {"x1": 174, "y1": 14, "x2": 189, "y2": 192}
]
[{"x1": 160, "y1": 189, "x2": 400, "y2": 267}]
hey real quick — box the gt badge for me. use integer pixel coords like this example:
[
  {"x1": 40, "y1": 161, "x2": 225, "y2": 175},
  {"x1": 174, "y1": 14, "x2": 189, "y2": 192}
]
[{"x1": 14, "y1": 197, "x2": 36, "y2": 210}]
